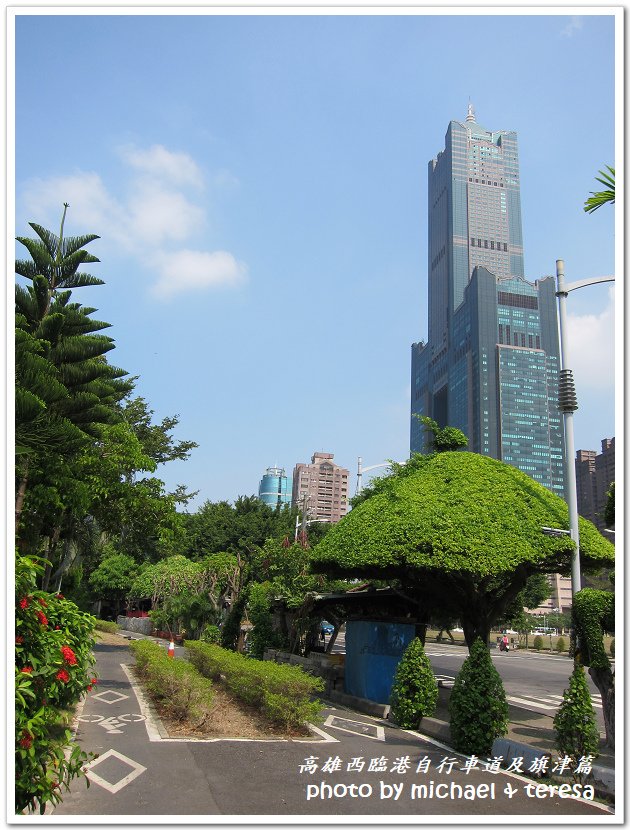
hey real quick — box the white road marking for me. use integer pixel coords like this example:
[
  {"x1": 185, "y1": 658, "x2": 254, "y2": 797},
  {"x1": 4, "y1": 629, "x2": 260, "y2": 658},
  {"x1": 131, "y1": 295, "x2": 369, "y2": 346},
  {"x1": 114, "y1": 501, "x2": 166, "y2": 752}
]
[
  {"x1": 91, "y1": 689, "x2": 130, "y2": 705},
  {"x1": 84, "y1": 749, "x2": 147, "y2": 794},
  {"x1": 324, "y1": 715, "x2": 385, "y2": 741}
]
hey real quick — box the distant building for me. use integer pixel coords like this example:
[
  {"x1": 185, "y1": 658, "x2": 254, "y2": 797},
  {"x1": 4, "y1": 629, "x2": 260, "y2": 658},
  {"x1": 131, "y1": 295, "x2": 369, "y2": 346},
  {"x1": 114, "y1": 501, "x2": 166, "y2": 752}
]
[
  {"x1": 292, "y1": 452, "x2": 350, "y2": 524},
  {"x1": 527, "y1": 575, "x2": 573, "y2": 617},
  {"x1": 258, "y1": 466, "x2": 292, "y2": 510},
  {"x1": 576, "y1": 438, "x2": 615, "y2": 532}
]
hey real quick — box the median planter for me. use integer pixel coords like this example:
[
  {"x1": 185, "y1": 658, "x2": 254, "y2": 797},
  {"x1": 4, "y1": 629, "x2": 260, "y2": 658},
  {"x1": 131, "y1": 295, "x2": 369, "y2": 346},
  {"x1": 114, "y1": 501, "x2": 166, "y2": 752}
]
[{"x1": 186, "y1": 641, "x2": 324, "y2": 729}]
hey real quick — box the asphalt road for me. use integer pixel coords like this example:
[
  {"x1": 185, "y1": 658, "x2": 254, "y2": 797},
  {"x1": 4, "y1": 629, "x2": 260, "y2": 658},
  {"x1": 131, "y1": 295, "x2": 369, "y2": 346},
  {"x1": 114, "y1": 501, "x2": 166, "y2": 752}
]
[{"x1": 52, "y1": 641, "x2": 612, "y2": 819}]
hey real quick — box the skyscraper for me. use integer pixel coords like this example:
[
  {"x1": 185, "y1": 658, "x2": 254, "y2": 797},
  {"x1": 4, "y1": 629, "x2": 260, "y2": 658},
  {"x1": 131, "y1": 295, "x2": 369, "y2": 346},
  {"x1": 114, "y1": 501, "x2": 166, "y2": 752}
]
[
  {"x1": 411, "y1": 106, "x2": 565, "y2": 496},
  {"x1": 258, "y1": 466, "x2": 292, "y2": 510}
]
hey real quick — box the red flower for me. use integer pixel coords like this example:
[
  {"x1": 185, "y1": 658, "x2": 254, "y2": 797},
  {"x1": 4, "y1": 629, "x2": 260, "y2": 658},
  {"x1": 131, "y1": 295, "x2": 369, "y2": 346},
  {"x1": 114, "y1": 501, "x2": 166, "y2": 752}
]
[
  {"x1": 36, "y1": 611, "x2": 48, "y2": 627},
  {"x1": 56, "y1": 593, "x2": 64, "y2": 600},
  {"x1": 86, "y1": 684, "x2": 93, "y2": 692},
  {"x1": 55, "y1": 669, "x2": 70, "y2": 683},
  {"x1": 61, "y1": 646, "x2": 77, "y2": 665},
  {"x1": 15, "y1": 636, "x2": 24, "y2": 644},
  {"x1": 19, "y1": 598, "x2": 29, "y2": 610},
  {"x1": 91, "y1": 677, "x2": 98, "y2": 685},
  {"x1": 54, "y1": 626, "x2": 61, "y2": 630},
  {"x1": 20, "y1": 666, "x2": 33, "y2": 674},
  {"x1": 37, "y1": 597, "x2": 47, "y2": 607},
  {"x1": 19, "y1": 732, "x2": 32, "y2": 749}
]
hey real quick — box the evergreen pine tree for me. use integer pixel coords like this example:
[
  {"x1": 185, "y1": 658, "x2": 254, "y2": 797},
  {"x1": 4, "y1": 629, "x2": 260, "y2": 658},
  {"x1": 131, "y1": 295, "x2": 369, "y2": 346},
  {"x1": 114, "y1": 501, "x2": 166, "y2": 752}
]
[
  {"x1": 389, "y1": 637, "x2": 438, "y2": 727},
  {"x1": 448, "y1": 638, "x2": 509, "y2": 755}
]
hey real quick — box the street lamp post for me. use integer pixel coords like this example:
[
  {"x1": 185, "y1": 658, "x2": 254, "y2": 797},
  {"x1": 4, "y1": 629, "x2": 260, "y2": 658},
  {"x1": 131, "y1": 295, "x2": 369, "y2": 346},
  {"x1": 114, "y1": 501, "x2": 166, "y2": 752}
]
[
  {"x1": 356, "y1": 457, "x2": 406, "y2": 495},
  {"x1": 554, "y1": 260, "x2": 615, "y2": 598}
]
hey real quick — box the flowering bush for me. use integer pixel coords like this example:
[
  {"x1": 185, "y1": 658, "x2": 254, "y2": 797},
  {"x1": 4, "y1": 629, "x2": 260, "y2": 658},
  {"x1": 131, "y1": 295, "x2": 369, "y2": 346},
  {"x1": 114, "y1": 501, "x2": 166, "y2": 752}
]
[{"x1": 15, "y1": 553, "x2": 98, "y2": 814}]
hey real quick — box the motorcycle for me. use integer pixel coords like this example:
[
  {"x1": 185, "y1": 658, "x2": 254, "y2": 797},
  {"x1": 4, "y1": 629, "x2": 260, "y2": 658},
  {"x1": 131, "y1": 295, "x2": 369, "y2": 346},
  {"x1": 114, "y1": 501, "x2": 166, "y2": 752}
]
[{"x1": 499, "y1": 640, "x2": 510, "y2": 652}]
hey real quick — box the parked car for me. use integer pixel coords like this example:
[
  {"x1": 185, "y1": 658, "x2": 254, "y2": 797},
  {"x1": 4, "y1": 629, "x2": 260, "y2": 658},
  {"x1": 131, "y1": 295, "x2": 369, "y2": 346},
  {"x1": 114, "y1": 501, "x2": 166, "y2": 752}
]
[{"x1": 320, "y1": 621, "x2": 334, "y2": 636}]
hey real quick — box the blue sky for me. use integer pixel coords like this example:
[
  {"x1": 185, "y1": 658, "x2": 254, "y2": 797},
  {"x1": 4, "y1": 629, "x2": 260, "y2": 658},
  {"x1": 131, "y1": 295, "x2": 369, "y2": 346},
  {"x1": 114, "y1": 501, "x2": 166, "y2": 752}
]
[{"x1": 13, "y1": 10, "x2": 618, "y2": 508}]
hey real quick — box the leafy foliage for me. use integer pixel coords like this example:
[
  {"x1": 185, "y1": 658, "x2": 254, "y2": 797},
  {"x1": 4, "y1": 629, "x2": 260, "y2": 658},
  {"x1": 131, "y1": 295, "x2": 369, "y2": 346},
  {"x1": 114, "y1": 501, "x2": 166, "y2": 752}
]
[
  {"x1": 553, "y1": 664, "x2": 600, "y2": 778},
  {"x1": 15, "y1": 553, "x2": 97, "y2": 813},
  {"x1": 584, "y1": 166, "x2": 615, "y2": 213},
  {"x1": 604, "y1": 482, "x2": 615, "y2": 527},
  {"x1": 572, "y1": 589, "x2": 614, "y2": 670},
  {"x1": 417, "y1": 415, "x2": 468, "y2": 452},
  {"x1": 88, "y1": 553, "x2": 139, "y2": 610},
  {"x1": 389, "y1": 638, "x2": 437, "y2": 727},
  {"x1": 247, "y1": 582, "x2": 288, "y2": 658},
  {"x1": 448, "y1": 639, "x2": 508, "y2": 756},
  {"x1": 556, "y1": 636, "x2": 566, "y2": 654}
]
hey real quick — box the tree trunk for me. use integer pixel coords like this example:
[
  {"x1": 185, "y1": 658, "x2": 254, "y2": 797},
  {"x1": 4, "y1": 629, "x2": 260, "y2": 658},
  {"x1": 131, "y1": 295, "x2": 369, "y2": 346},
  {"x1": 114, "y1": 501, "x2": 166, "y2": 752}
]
[
  {"x1": 589, "y1": 665, "x2": 615, "y2": 748},
  {"x1": 41, "y1": 525, "x2": 62, "y2": 592},
  {"x1": 15, "y1": 459, "x2": 30, "y2": 532}
]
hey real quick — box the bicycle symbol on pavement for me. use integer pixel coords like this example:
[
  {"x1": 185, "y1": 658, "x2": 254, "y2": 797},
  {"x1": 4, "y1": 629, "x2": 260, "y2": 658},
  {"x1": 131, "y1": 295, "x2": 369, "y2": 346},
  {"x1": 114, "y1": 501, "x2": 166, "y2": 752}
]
[{"x1": 78, "y1": 712, "x2": 146, "y2": 734}]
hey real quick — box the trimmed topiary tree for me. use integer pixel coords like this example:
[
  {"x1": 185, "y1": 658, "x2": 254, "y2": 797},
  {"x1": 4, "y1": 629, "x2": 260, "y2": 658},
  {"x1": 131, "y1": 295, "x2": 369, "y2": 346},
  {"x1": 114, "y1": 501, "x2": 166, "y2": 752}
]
[
  {"x1": 556, "y1": 636, "x2": 566, "y2": 653},
  {"x1": 553, "y1": 663, "x2": 600, "y2": 778},
  {"x1": 448, "y1": 638, "x2": 509, "y2": 756},
  {"x1": 389, "y1": 637, "x2": 438, "y2": 728},
  {"x1": 533, "y1": 635, "x2": 544, "y2": 652},
  {"x1": 311, "y1": 451, "x2": 614, "y2": 649}
]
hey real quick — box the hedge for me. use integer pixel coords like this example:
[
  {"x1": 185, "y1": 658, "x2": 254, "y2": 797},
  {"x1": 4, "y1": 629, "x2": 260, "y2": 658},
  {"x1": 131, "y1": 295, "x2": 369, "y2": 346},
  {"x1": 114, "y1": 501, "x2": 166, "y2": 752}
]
[
  {"x1": 185, "y1": 641, "x2": 324, "y2": 729},
  {"x1": 94, "y1": 620, "x2": 119, "y2": 634},
  {"x1": 129, "y1": 640, "x2": 213, "y2": 724}
]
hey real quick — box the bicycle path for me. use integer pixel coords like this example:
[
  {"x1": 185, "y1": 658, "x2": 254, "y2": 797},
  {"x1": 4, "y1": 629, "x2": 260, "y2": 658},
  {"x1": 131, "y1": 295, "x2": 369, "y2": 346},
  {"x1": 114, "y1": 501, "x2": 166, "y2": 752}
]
[{"x1": 52, "y1": 638, "x2": 613, "y2": 818}]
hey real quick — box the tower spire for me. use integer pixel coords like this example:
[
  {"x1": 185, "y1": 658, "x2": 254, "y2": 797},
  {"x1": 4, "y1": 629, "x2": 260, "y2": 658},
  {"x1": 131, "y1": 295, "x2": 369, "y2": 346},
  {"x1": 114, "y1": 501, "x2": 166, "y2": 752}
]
[{"x1": 466, "y1": 101, "x2": 476, "y2": 122}]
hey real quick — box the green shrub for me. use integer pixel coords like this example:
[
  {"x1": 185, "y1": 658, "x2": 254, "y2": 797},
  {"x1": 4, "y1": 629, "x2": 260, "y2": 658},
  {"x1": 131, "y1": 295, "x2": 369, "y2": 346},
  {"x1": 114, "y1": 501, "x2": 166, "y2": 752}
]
[
  {"x1": 15, "y1": 553, "x2": 97, "y2": 814},
  {"x1": 610, "y1": 638, "x2": 615, "y2": 657},
  {"x1": 94, "y1": 620, "x2": 119, "y2": 634},
  {"x1": 448, "y1": 638, "x2": 509, "y2": 756},
  {"x1": 389, "y1": 638, "x2": 437, "y2": 728},
  {"x1": 247, "y1": 582, "x2": 287, "y2": 658},
  {"x1": 200, "y1": 624, "x2": 221, "y2": 644},
  {"x1": 556, "y1": 636, "x2": 566, "y2": 653},
  {"x1": 186, "y1": 641, "x2": 324, "y2": 729},
  {"x1": 553, "y1": 663, "x2": 600, "y2": 779},
  {"x1": 129, "y1": 639, "x2": 213, "y2": 723},
  {"x1": 533, "y1": 635, "x2": 544, "y2": 651}
]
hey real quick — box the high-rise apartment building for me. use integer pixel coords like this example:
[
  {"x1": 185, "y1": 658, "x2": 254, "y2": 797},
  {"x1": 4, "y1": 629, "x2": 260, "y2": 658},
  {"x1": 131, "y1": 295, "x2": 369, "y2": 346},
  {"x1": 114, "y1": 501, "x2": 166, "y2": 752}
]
[
  {"x1": 292, "y1": 452, "x2": 350, "y2": 523},
  {"x1": 258, "y1": 466, "x2": 292, "y2": 510},
  {"x1": 411, "y1": 106, "x2": 565, "y2": 496},
  {"x1": 576, "y1": 438, "x2": 615, "y2": 532}
]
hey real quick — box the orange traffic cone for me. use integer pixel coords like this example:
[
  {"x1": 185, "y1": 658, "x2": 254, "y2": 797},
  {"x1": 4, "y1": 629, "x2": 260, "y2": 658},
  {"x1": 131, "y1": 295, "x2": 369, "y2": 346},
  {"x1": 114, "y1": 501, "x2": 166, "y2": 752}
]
[{"x1": 167, "y1": 640, "x2": 175, "y2": 658}]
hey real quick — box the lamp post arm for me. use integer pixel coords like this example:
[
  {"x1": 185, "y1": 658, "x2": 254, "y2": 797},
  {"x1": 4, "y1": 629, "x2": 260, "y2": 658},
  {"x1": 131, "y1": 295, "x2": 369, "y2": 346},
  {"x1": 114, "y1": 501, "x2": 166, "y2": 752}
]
[{"x1": 561, "y1": 275, "x2": 615, "y2": 294}]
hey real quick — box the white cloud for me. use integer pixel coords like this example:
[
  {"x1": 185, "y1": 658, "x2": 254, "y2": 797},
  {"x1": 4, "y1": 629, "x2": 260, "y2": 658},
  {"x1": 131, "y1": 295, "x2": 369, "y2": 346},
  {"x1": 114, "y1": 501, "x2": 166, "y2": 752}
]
[
  {"x1": 118, "y1": 144, "x2": 203, "y2": 188},
  {"x1": 127, "y1": 181, "x2": 205, "y2": 245},
  {"x1": 150, "y1": 249, "x2": 248, "y2": 299},
  {"x1": 19, "y1": 146, "x2": 248, "y2": 299},
  {"x1": 566, "y1": 288, "x2": 615, "y2": 392},
  {"x1": 21, "y1": 172, "x2": 126, "y2": 244},
  {"x1": 561, "y1": 16, "x2": 583, "y2": 38}
]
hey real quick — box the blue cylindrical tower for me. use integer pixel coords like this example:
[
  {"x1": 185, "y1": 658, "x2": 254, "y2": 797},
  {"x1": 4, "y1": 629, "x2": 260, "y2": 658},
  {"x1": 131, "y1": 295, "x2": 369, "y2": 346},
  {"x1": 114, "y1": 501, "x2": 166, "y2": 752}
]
[{"x1": 258, "y1": 466, "x2": 292, "y2": 509}]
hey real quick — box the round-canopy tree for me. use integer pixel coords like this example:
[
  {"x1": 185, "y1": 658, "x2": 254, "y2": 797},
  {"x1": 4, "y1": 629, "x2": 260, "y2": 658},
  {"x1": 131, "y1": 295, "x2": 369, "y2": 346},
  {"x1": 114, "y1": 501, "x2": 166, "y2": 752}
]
[{"x1": 311, "y1": 452, "x2": 614, "y2": 648}]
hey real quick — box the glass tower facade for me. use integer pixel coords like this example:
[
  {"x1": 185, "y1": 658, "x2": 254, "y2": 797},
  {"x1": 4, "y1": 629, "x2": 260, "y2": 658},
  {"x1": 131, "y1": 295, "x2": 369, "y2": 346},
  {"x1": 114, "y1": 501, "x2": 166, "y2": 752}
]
[
  {"x1": 258, "y1": 466, "x2": 292, "y2": 509},
  {"x1": 411, "y1": 107, "x2": 565, "y2": 495}
]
